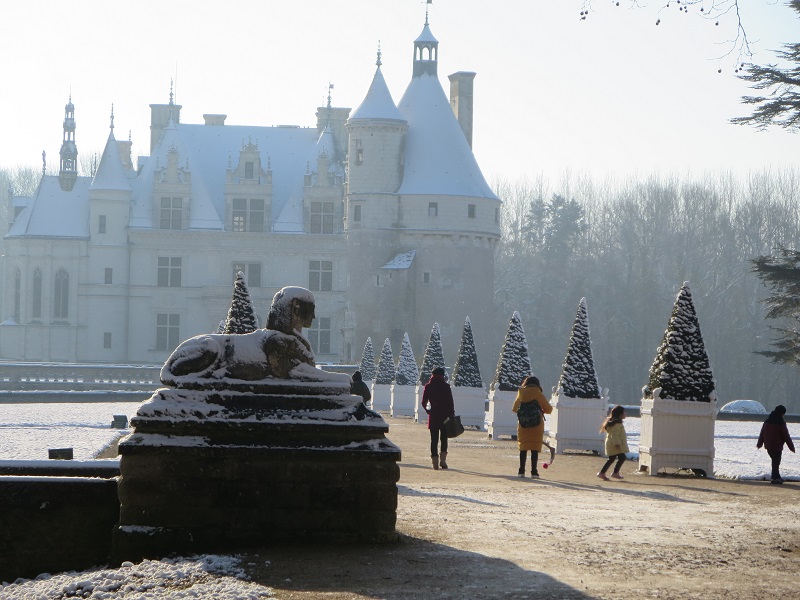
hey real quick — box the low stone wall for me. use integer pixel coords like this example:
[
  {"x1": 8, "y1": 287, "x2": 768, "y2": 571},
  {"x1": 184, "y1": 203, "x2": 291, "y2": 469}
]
[{"x1": 0, "y1": 471, "x2": 119, "y2": 582}]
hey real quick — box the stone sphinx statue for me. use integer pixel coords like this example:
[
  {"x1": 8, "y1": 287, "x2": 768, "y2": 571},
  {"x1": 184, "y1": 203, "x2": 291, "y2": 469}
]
[{"x1": 161, "y1": 286, "x2": 348, "y2": 389}]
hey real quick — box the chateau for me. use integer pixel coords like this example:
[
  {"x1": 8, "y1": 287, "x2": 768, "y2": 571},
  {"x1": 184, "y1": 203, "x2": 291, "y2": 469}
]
[{"x1": 1, "y1": 16, "x2": 501, "y2": 367}]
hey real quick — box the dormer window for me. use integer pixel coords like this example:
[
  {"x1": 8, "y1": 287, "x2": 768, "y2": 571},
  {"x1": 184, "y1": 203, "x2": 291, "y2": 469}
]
[
  {"x1": 245, "y1": 161, "x2": 254, "y2": 179},
  {"x1": 232, "y1": 198, "x2": 265, "y2": 232},
  {"x1": 160, "y1": 197, "x2": 183, "y2": 229}
]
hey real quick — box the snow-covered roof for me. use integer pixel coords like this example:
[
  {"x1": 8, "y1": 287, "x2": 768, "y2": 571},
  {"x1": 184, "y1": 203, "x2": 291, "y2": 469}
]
[
  {"x1": 6, "y1": 176, "x2": 91, "y2": 238},
  {"x1": 349, "y1": 66, "x2": 406, "y2": 122},
  {"x1": 130, "y1": 120, "x2": 328, "y2": 233},
  {"x1": 396, "y1": 73, "x2": 498, "y2": 200},
  {"x1": 415, "y1": 22, "x2": 439, "y2": 44},
  {"x1": 381, "y1": 250, "x2": 416, "y2": 269},
  {"x1": 90, "y1": 132, "x2": 132, "y2": 191}
]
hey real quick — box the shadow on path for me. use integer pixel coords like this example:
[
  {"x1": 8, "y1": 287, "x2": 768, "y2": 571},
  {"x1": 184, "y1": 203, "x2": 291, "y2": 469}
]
[{"x1": 244, "y1": 535, "x2": 595, "y2": 599}]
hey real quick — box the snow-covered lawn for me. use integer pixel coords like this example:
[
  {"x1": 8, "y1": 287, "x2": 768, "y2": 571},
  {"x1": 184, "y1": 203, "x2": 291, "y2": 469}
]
[{"x1": 0, "y1": 402, "x2": 797, "y2": 480}]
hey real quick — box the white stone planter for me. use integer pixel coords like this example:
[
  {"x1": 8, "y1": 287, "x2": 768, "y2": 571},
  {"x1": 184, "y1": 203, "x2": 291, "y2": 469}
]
[
  {"x1": 362, "y1": 380, "x2": 374, "y2": 409},
  {"x1": 547, "y1": 392, "x2": 607, "y2": 455},
  {"x1": 487, "y1": 388, "x2": 518, "y2": 439},
  {"x1": 415, "y1": 386, "x2": 428, "y2": 424},
  {"x1": 453, "y1": 386, "x2": 487, "y2": 429},
  {"x1": 371, "y1": 383, "x2": 392, "y2": 412},
  {"x1": 391, "y1": 384, "x2": 416, "y2": 417},
  {"x1": 638, "y1": 397, "x2": 718, "y2": 476}
]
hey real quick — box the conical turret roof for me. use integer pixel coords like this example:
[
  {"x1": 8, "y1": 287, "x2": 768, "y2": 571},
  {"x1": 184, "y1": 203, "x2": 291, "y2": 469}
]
[
  {"x1": 349, "y1": 66, "x2": 405, "y2": 122},
  {"x1": 90, "y1": 131, "x2": 131, "y2": 191}
]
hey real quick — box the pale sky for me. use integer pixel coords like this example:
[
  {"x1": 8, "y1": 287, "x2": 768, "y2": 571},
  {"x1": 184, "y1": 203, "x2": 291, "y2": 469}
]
[{"x1": 1, "y1": 0, "x2": 797, "y2": 184}]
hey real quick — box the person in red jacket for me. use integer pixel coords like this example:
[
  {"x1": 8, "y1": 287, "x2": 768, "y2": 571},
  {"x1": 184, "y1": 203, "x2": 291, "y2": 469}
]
[
  {"x1": 421, "y1": 367, "x2": 455, "y2": 470},
  {"x1": 757, "y1": 405, "x2": 796, "y2": 484}
]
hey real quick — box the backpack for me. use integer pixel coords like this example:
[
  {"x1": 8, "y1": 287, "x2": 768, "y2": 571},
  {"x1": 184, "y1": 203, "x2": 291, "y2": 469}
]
[{"x1": 517, "y1": 400, "x2": 542, "y2": 428}]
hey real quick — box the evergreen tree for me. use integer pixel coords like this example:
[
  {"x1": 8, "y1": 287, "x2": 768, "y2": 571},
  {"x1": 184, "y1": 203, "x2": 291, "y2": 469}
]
[
  {"x1": 395, "y1": 332, "x2": 419, "y2": 386},
  {"x1": 223, "y1": 271, "x2": 258, "y2": 334},
  {"x1": 419, "y1": 323, "x2": 446, "y2": 384},
  {"x1": 492, "y1": 311, "x2": 532, "y2": 392},
  {"x1": 751, "y1": 246, "x2": 800, "y2": 365},
  {"x1": 359, "y1": 337, "x2": 376, "y2": 381},
  {"x1": 646, "y1": 283, "x2": 716, "y2": 402},
  {"x1": 452, "y1": 317, "x2": 483, "y2": 388},
  {"x1": 216, "y1": 320, "x2": 225, "y2": 334},
  {"x1": 375, "y1": 338, "x2": 395, "y2": 385},
  {"x1": 557, "y1": 298, "x2": 601, "y2": 398},
  {"x1": 732, "y1": 2, "x2": 800, "y2": 132}
]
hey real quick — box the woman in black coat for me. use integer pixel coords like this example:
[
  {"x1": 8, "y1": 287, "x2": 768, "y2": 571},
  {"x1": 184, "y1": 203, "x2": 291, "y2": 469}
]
[
  {"x1": 757, "y1": 405, "x2": 795, "y2": 484},
  {"x1": 421, "y1": 367, "x2": 455, "y2": 470}
]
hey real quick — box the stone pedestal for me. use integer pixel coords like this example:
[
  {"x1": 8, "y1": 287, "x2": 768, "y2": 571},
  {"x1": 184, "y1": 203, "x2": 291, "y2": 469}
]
[
  {"x1": 548, "y1": 392, "x2": 607, "y2": 454},
  {"x1": 390, "y1": 384, "x2": 416, "y2": 417},
  {"x1": 638, "y1": 397, "x2": 717, "y2": 476},
  {"x1": 487, "y1": 388, "x2": 517, "y2": 439},
  {"x1": 453, "y1": 386, "x2": 487, "y2": 429},
  {"x1": 113, "y1": 383, "x2": 400, "y2": 563},
  {"x1": 371, "y1": 383, "x2": 392, "y2": 412}
]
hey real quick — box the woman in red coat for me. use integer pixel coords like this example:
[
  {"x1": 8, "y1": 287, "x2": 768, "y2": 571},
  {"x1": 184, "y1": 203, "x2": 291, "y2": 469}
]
[
  {"x1": 421, "y1": 367, "x2": 455, "y2": 470},
  {"x1": 757, "y1": 405, "x2": 795, "y2": 484}
]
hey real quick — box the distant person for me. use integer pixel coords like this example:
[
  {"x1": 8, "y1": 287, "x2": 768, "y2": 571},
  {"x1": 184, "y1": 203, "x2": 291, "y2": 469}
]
[
  {"x1": 757, "y1": 405, "x2": 795, "y2": 484},
  {"x1": 350, "y1": 370, "x2": 371, "y2": 406},
  {"x1": 512, "y1": 376, "x2": 553, "y2": 479},
  {"x1": 421, "y1": 367, "x2": 455, "y2": 470},
  {"x1": 597, "y1": 405, "x2": 629, "y2": 481}
]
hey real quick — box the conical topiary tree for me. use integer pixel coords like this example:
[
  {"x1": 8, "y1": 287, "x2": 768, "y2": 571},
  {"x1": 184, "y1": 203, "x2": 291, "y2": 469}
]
[
  {"x1": 223, "y1": 271, "x2": 259, "y2": 334},
  {"x1": 645, "y1": 282, "x2": 716, "y2": 402},
  {"x1": 452, "y1": 317, "x2": 483, "y2": 388},
  {"x1": 359, "y1": 337, "x2": 376, "y2": 381},
  {"x1": 375, "y1": 338, "x2": 395, "y2": 385},
  {"x1": 216, "y1": 319, "x2": 226, "y2": 334},
  {"x1": 395, "y1": 332, "x2": 419, "y2": 386},
  {"x1": 419, "y1": 323, "x2": 446, "y2": 384},
  {"x1": 492, "y1": 311, "x2": 532, "y2": 392},
  {"x1": 557, "y1": 298, "x2": 601, "y2": 398}
]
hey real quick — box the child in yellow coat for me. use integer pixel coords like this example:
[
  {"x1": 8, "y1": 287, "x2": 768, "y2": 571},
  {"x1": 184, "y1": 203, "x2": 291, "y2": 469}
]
[
  {"x1": 597, "y1": 405, "x2": 629, "y2": 481},
  {"x1": 512, "y1": 376, "x2": 553, "y2": 479}
]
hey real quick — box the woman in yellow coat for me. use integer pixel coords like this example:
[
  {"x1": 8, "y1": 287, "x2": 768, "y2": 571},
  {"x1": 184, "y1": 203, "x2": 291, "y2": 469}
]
[{"x1": 512, "y1": 376, "x2": 553, "y2": 478}]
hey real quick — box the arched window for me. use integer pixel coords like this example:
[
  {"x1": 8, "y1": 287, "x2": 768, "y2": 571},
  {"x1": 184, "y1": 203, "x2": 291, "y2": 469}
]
[
  {"x1": 54, "y1": 269, "x2": 69, "y2": 319},
  {"x1": 13, "y1": 269, "x2": 21, "y2": 322},
  {"x1": 32, "y1": 269, "x2": 42, "y2": 319}
]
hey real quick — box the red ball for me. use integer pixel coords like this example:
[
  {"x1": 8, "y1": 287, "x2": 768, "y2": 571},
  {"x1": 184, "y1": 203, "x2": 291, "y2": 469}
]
[{"x1": 542, "y1": 462, "x2": 549, "y2": 469}]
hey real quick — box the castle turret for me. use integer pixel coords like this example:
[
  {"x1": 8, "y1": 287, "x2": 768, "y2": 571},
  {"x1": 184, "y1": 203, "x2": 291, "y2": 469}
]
[{"x1": 58, "y1": 96, "x2": 78, "y2": 191}]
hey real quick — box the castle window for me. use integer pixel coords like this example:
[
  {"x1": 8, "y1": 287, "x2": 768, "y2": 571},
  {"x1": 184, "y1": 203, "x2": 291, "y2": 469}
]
[
  {"x1": 428, "y1": 202, "x2": 438, "y2": 217},
  {"x1": 99, "y1": 215, "x2": 107, "y2": 233},
  {"x1": 157, "y1": 257, "x2": 182, "y2": 287},
  {"x1": 232, "y1": 198, "x2": 265, "y2": 232},
  {"x1": 495, "y1": 207, "x2": 500, "y2": 224},
  {"x1": 353, "y1": 205, "x2": 362, "y2": 222},
  {"x1": 105, "y1": 268, "x2": 113, "y2": 285},
  {"x1": 307, "y1": 316, "x2": 331, "y2": 354},
  {"x1": 160, "y1": 197, "x2": 183, "y2": 230},
  {"x1": 309, "y1": 260, "x2": 333, "y2": 292},
  {"x1": 156, "y1": 313, "x2": 181, "y2": 351},
  {"x1": 53, "y1": 269, "x2": 69, "y2": 319},
  {"x1": 310, "y1": 202, "x2": 335, "y2": 234},
  {"x1": 13, "y1": 269, "x2": 21, "y2": 322},
  {"x1": 104, "y1": 332, "x2": 112, "y2": 349},
  {"x1": 422, "y1": 271, "x2": 431, "y2": 284},
  {"x1": 356, "y1": 149, "x2": 363, "y2": 165},
  {"x1": 32, "y1": 268, "x2": 42, "y2": 319},
  {"x1": 245, "y1": 161, "x2": 254, "y2": 179},
  {"x1": 468, "y1": 204, "x2": 476, "y2": 218},
  {"x1": 233, "y1": 262, "x2": 262, "y2": 288}
]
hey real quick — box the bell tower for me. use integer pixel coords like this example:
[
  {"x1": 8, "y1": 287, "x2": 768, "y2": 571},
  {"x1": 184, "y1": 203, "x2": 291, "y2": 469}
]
[{"x1": 58, "y1": 96, "x2": 78, "y2": 191}]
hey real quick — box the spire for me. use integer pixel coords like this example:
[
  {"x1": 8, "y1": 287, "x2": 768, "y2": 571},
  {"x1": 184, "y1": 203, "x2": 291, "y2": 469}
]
[
  {"x1": 326, "y1": 82, "x2": 334, "y2": 127},
  {"x1": 110, "y1": 104, "x2": 115, "y2": 133},
  {"x1": 376, "y1": 41, "x2": 382, "y2": 67},
  {"x1": 413, "y1": 8, "x2": 439, "y2": 77},
  {"x1": 58, "y1": 95, "x2": 78, "y2": 191}
]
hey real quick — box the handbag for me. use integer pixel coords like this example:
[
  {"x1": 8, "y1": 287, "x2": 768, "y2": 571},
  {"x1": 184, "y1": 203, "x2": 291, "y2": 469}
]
[{"x1": 443, "y1": 415, "x2": 465, "y2": 438}]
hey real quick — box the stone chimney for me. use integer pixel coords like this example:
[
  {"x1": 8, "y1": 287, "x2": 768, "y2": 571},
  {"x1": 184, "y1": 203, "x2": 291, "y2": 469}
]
[
  {"x1": 203, "y1": 114, "x2": 227, "y2": 126},
  {"x1": 149, "y1": 102, "x2": 182, "y2": 153},
  {"x1": 448, "y1": 71, "x2": 476, "y2": 149}
]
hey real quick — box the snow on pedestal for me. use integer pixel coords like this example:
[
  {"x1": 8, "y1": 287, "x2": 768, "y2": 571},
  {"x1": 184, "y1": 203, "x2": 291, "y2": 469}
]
[
  {"x1": 548, "y1": 298, "x2": 606, "y2": 454},
  {"x1": 452, "y1": 316, "x2": 486, "y2": 429},
  {"x1": 638, "y1": 283, "x2": 717, "y2": 476},
  {"x1": 487, "y1": 312, "x2": 531, "y2": 440}
]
